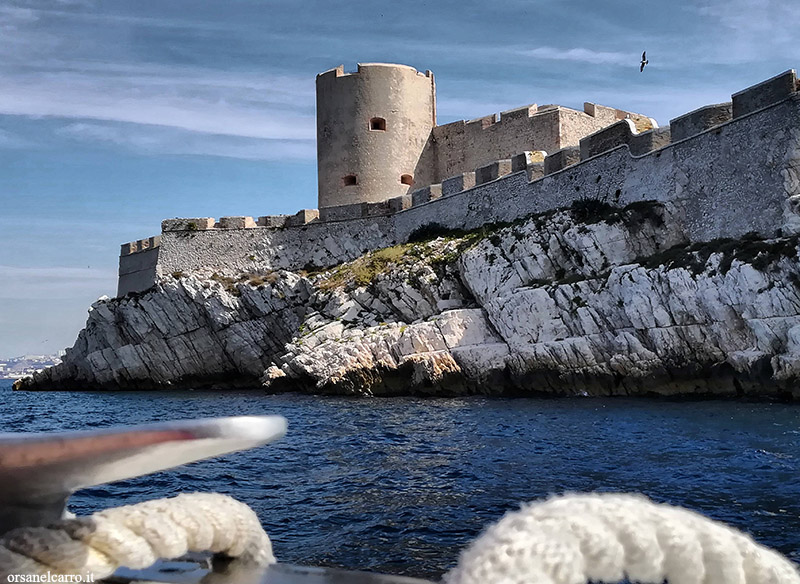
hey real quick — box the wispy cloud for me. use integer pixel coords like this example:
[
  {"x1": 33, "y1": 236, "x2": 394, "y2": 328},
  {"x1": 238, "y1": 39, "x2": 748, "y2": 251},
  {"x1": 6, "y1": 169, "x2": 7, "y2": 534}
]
[
  {"x1": 15, "y1": 0, "x2": 95, "y2": 8},
  {"x1": 0, "y1": 265, "x2": 114, "y2": 300},
  {"x1": 0, "y1": 5, "x2": 39, "y2": 23},
  {"x1": 0, "y1": 67, "x2": 315, "y2": 141},
  {"x1": 57, "y1": 121, "x2": 316, "y2": 160},
  {"x1": 0, "y1": 2, "x2": 316, "y2": 143},
  {"x1": 693, "y1": 0, "x2": 800, "y2": 64},
  {"x1": 0, "y1": 128, "x2": 30, "y2": 148},
  {"x1": 696, "y1": 0, "x2": 798, "y2": 34},
  {"x1": 518, "y1": 46, "x2": 632, "y2": 67}
]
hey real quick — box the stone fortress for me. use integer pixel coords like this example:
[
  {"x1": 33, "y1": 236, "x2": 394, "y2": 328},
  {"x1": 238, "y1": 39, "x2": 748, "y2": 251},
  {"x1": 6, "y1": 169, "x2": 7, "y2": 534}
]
[
  {"x1": 117, "y1": 64, "x2": 800, "y2": 297},
  {"x1": 315, "y1": 63, "x2": 655, "y2": 210}
]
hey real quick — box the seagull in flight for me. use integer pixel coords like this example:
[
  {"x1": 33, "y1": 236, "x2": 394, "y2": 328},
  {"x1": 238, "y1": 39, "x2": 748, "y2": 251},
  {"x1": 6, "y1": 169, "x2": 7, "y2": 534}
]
[{"x1": 640, "y1": 51, "x2": 648, "y2": 72}]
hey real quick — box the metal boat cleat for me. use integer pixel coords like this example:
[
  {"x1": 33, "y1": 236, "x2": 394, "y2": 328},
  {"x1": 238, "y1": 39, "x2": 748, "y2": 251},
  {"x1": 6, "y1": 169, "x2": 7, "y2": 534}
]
[{"x1": 0, "y1": 417, "x2": 436, "y2": 584}]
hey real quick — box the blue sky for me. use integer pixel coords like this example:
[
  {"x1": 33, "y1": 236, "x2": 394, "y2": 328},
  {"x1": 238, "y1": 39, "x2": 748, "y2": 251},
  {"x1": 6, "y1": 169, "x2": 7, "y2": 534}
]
[{"x1": 1, "y1": 0, "x2": 799, "y2": 358}]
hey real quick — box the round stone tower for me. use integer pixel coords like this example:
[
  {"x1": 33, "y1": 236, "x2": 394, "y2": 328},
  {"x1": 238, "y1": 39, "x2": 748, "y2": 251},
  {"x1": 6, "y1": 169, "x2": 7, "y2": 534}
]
[{"x1": 316, "y1": 63, "x2": 436, "y2": 209}]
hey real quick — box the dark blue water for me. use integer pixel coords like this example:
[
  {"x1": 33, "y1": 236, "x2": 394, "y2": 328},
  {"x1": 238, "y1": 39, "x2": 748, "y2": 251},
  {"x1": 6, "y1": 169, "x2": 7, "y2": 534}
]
[{"x1": 1, "y1": 379, "x2": 798, "y2": 579}]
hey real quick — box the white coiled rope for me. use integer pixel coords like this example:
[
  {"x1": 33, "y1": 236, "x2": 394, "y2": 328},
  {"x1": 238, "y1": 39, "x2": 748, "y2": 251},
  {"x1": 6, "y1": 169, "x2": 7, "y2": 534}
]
[
  {"x1": 0, "y1": 493, "x2": 273, "y2": 580},
  {"x1": 0, "y1": 491, "x2": 796, "y2": 583},
  {"x1": 445, "y1": 493, "x2": 800, "y2": 584}
]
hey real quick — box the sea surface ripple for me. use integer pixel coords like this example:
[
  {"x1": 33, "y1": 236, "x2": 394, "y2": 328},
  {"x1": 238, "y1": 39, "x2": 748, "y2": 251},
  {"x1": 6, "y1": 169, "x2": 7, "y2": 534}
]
[{"x1": 0, "y1": 380, "x2": 798, "y2": 579}]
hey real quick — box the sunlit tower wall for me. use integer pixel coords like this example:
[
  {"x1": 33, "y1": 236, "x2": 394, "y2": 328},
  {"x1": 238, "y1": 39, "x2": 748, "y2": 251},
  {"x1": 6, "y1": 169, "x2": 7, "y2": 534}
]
[{"x1": 316, "y1": 63, "x2": 436, "y2": 209}]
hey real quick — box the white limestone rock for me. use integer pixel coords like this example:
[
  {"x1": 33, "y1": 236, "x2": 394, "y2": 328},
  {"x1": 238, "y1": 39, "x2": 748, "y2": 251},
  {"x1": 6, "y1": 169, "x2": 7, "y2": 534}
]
[{"x1": 16, "y1": 201, "x2": 800, "y2": 399}]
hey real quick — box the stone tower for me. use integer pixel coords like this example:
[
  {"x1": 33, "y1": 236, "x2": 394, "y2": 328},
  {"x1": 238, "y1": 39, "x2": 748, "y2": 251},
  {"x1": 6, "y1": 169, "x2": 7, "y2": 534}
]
[{"x1": 316, "y1": 63, "x2": 436, "y2": 209}]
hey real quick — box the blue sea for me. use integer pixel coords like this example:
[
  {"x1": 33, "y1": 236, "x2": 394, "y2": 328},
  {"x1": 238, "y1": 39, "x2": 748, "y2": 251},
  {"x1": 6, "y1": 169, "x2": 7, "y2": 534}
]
[{"x1": 1, "y1": 379, "x2": 798, "y2": 579}]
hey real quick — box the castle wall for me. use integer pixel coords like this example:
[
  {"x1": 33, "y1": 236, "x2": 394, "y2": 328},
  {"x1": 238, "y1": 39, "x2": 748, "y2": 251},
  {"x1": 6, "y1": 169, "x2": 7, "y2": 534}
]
[
  {"x1": 314, "y1": 62, "x2": 656, "y2": 205},
  {"x1": 316, "y1": 63, "x2": 435, "y2": 208},
  {"x1": 732, "y1": 69, "x2": 798, "y2": 118},
  {"x1": 155, "y1": 216, "x2": 395, "y2": 279},
  {"x1": 118, "y1": 236, "x2": 160, "y2": 296},
  {"x1": 670, "y1": 103, "x2": 732, "y2": 142},
  {"x1": 394, "y1": 96, "x2": 798, "y2": 242},
  {"x1": 673, "y1": 97, "x2": 798, "y2": 241},
  {"x1": 424, "y1": 107, "x2": 557, "y2": 184},
  {"x1": 121, "y1": 71, "x2": 800, "y2": 296},
  {"x1": 419, "y1": 103, "x2": 653, "y2": 186}
]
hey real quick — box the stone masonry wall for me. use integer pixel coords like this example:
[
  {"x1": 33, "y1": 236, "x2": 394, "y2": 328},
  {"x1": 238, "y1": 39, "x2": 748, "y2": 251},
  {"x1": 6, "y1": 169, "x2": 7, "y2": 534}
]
[
  {"x1": 394, "y1": 95, "x2": 799, "y2": 243},
  {"x1": 156, "y1": 216, "x2": 395, "y2": 280},
  {"x1": 316, "y1": 64, "x2": 436, "y2": 208},
  {"x1": 419, "y1": 102, "x2": 652, "y2": 186},
  {"x1": 118, "y1": 236, "x2": 161, "y2": 296},
  {"x1": 126, "y1": 71, "x2": 800, "y2": 295}
]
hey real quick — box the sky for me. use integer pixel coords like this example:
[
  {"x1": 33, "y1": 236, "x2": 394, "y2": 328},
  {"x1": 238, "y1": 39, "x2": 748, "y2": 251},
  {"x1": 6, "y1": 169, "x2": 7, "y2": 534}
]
[{"x1": 0, "y1": 0, "x2": 799, "y2": 358}]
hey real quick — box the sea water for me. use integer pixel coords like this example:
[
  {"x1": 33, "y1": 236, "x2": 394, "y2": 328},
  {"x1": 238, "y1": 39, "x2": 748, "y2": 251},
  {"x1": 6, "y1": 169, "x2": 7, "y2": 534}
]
[{"x1": 0, "y1": 379, "x2": 797, "y2": 579}]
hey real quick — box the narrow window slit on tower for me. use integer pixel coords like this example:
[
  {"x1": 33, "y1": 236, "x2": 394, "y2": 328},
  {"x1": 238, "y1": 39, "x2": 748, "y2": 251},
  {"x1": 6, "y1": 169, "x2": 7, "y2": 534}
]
[
  {"x1": 400, "y1": 174, "x2": 414, "y2": 186},
  {"x1": 342, "y1": 174, "x2": 357, "y2": 186},
  {"x1": 370, "y1": 117, "x2": 387, "y2": 131}
]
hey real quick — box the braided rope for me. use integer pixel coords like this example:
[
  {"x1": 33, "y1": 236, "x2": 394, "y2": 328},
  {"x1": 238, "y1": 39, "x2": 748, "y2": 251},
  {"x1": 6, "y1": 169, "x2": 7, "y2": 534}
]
[
  {"x1": 0, "y1": 493, "x2": 273, "y2": 580},
  {"x1": 0, "y1": 491, "x2": 796, "y2": 583},
  {"x1": 445, "y1": 493, "x2": 800, "y2": 584}
]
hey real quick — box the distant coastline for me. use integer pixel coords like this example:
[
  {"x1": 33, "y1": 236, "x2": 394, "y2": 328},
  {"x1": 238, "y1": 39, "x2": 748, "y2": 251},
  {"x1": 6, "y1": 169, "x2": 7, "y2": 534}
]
[{"x1": 1, "y1": 354, "x2": 62, "y2": 380}]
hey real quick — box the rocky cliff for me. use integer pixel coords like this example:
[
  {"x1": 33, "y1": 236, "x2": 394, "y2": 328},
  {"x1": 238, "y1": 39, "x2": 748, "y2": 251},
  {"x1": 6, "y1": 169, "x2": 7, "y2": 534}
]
[{"x1": 16, "y1": 200, "x2": 800, "y2": 399}]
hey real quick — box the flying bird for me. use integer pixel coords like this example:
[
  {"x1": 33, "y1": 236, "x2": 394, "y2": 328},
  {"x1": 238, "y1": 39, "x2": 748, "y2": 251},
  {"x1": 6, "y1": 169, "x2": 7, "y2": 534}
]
[{"x1": 640, "y1": 51, "x2": 648, "y2": 72}]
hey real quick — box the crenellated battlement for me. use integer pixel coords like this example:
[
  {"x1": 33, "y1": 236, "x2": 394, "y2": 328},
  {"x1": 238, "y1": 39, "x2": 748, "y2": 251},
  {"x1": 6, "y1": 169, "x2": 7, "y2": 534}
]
[
  {"x1": 317, "y1": 63, "x2": 434, "y2": 81},
  {"x1": 316, "y1": 62, "x2": 436, "y2": 209},
  {"x1": 669, "y1": 103, "x2": 732, "y2": 143},
  {"x1": 444, "y1": 101, "x2": 650, "y2": 134},
  {"x1": 152, "y1": 68, "x2": 800, "y2": 231},
  {"x1": 120, "y1": 235, "x2": 161, "y2": 256},
  {"x1": 732, "y1": 69, "x2": 799, "y2": 117},
  {"x1": 423, "y1": 101, "x2": 653, "y2": 187},
  {"x1": 118, "y1": 235, "x2": 161, "y2": 297},
  {"x1": 117, "y1": 68, "x2": 800, "y2": 296},
  {"x1": 316, "y1": 61, "x2": 661, "y2": 207},
  {"x1": 161, "y1": 210, "x2": 321, "y2": 233}
]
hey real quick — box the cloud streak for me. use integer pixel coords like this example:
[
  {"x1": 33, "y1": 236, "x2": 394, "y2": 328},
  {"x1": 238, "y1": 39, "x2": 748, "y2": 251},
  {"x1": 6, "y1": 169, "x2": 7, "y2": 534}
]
[
  {"x1": 692, "y1": 0, "x2": 800, "y2": 64},
  {"x1": 57, "y1": 121, "x2": 316, "y2": 160},
  {"x1": 0, "y1": 4, "x2": 317, "y2": 144},
  {"x1": 0, "y1": 68, "x2": 316, "y2": 141},
  {"x1": 0, "y1": 128, "x2": 30, "y2": 148},
  {"x1": 0, "y1": 265, "x2": 114, "y2": 300},
  {"x1": 518, "y1": 46, "x2": 632, "y2": 67}
]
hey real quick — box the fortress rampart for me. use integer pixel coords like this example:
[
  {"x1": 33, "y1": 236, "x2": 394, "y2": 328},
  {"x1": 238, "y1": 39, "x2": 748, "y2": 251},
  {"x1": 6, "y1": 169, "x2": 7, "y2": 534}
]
[
  {"x1": 117, "y1": 236, "x2": 161, "y2": 297},
  {"x1": 415, "y1": 102, "x2": 655, "y2": 188},
  {"x1": 118, "y1": 69, "x2": 800, "y2": 296},
  {"x1": 314, "y1": 62, "x2": 655, "y2": 214}
]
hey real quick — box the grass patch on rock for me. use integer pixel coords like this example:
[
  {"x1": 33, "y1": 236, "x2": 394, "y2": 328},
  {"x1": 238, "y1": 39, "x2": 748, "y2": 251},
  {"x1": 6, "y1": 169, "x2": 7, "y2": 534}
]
[
  {"x1": 208, "y1": 270, "x2": 281, "y2": 295},
  {"x1": 317, "y1": 244, "x2": 415, "y2": 290}
]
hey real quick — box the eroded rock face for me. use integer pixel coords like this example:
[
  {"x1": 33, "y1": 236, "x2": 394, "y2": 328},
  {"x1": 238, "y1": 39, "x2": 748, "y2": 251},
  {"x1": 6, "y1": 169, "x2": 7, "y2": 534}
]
[
  {"x1": 16, "y1": 201, "x2": 800, "y2": 399},
  {"x1": 18, "y1": 273, "x2": 313, "y2": 390}
]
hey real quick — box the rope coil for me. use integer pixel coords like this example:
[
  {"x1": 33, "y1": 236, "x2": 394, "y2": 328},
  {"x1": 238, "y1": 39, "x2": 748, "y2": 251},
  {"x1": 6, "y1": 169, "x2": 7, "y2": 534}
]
[
  {"x1": 0, "y1": 491, "x2": 796, "y2": 583},
  {"x1": 0, "y1": 493, "x2": 273, "y2": 579},
  {"x1": 444, "y1": 493, "x2": 800, "y2": 584}
]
